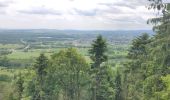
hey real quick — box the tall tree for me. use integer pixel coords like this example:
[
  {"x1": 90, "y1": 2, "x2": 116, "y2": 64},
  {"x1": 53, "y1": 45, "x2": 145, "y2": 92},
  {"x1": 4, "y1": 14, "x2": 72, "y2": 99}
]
[
  {"x1": 144, "y1": 2, "x2": 170, "y2": 99},
  {"x1": 16, "y1": 72, "x2": 24, "y2": 100},
  {"x1": 32, "y1": 53, "x2": 49, "y2": 100},
  {"x1": 121, "y1": 1, "x2": 170, "y2": 100},
  {"x1": 89, "y1": 35, "x2": 108, "y2": 100},
  {"x1": 89, "y1": 35, "x2": 108, "y2": 69},
  {"x1": 34, "y1": 53, "x2": 48, "y2": 84},
  {"x1": 128, "y1": 33, "x2": 150, "y2": 59},
  {"x1": 122, "y1": 33, "x2": 151, "y2": 100},
  {"x1": 115, "y1": 69, "x2": 122, "y2": 100}
]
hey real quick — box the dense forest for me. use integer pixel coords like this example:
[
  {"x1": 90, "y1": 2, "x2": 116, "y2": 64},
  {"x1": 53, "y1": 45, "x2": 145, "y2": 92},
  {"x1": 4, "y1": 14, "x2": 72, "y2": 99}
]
[{"x1": 0, "y1": 0, "x2": 170, "y2": 100}]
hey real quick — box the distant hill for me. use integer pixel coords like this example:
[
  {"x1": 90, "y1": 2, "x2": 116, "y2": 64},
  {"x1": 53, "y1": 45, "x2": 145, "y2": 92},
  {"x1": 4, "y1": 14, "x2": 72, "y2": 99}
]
[{"x1": 0, "y1": 29, "x2": 154, "y2": 44}]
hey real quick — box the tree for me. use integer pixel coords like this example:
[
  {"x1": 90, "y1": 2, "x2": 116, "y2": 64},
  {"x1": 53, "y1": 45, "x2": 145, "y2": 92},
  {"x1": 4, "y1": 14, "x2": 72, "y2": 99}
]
[
  {"x1": 121, "y1": 2, "x2": 170, "y2": 100},
  {"x1": 122, "y1": 33, "x2": 151, "y2": 100},
  {"x1": 48, "y1": 48, "x2": 89, "y2": 100},
  {"x1": 128, "y1": 33, "x2": 150, "y2": 59},
  {"x1": 89, "y1": 35, "x2": 112, "y2": 100},
  {"x1": 31, "y1": 53, "x2": 49, "y2": 100},
  {"x1": 144, "y1": 2, "x2": 170, "y2": 99},
  {"x1": 34, "y1": 53, "x2": 48, "y2": 83},
  {"x1": 15, "y1": 72, "x2": 24, "y2": 100},
  {"x1": 147, "y1": 3, "x2": 170, "y2": 75},
  {"x1": 89, "y1": 35, "x2": 107, "y2": 69},
  {"x1": 115, "y1": 69, "x2": 122, "y2": 100}
]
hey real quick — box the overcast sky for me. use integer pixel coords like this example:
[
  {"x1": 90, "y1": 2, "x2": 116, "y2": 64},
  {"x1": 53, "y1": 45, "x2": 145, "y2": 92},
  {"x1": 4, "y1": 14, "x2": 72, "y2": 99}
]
[{"x1": 0, "y1": 0, "x2": 161, "y2": 30}]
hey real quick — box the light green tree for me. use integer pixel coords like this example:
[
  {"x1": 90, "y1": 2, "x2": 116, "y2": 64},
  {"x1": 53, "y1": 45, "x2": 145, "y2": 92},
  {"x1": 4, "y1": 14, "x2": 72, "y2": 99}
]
[{"x1": 48, "y1": 48, "x2": 89, "y2": 100}]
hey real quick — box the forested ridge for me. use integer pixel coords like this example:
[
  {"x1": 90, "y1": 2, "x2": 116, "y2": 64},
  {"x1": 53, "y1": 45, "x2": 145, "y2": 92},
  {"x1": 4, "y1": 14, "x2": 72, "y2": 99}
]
[{"x1": 0, "y1": 0, "x2": 170, "y2": 100}]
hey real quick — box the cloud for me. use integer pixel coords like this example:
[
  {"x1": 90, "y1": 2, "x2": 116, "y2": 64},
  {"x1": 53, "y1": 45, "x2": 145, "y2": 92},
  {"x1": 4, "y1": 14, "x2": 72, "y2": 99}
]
[
  {"x1": 109, "y1": 16, "x2": 146, "y2": 24},
  {"x1": 0, "y1": 0, "x2": 153, "y2": 30},
  {"x1": 0, "y1": 0, "x2": 14, "y2": 15},
  {"x1": 96, "y1": 0, "x2": 152, "y2": 25},
  {"x1": 114, "y1": 3, "x2": 137, "y2": 9},
  {"x1": 0, "y1": 0, "x2": 13, "y2": 8},
  {"x1": 99, "y1": 0, "x2": 149, "y2": 10},
  {"x1": 0, "y1": 10, "x2": 6, "y2": 14},
  {"x1": 18, "y1": 6, "x2": 62, "y2": 15},
  {"x1": 102, "y1": 6, "x2": 126, "y2": 14},
  {"x1": 0, "y1": 3, "x2": 8, "y2": 7},
  {"x1": 72, "y1": 8, "x2": 98, "y2": 16}
]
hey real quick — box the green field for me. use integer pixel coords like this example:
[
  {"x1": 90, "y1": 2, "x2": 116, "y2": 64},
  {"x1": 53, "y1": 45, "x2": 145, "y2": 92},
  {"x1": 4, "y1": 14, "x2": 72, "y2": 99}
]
[{"x1": 0, "y1": 44, "x2": 24, "y2": 49}]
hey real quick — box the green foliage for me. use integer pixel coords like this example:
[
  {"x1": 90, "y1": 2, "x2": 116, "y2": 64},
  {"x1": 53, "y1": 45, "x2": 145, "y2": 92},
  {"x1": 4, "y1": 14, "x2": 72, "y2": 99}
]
[
  {"x1": 128, "y1": 33, "x2": 150, "y2": 59},
  {"x1": 0, "y1": 56, "x2": 10, "y2": 67},
  {"x1": 30, "y1": 53, "x2": 49, "y2": 100},
  {"x1": 48, "y1": 48, "x2": 89, "y2": 100},
  {"x1": 121, "y1": 33, "x2": 151, "y2": 100},
  {"x1": 115, "y1": 69, "x2": 122, "y2": 100},
  {"x1": 34, "y1": 53, "x2": 48, "y2": 82},
  {"x1": 89, "y1": 35, "x2": 108, "y2": 68},
  {"x1": 121, "y1": 2, "x2": 170, "y2": 100},
  {"x1": 159, "y1": 75, "x2": 170, "y2": 99},
  {"x1": 89, "y1": 35, "x2": 115, "y2": 100},
  {"x1": 15, "y1": 72, "x2": 24, "y2": 100}
]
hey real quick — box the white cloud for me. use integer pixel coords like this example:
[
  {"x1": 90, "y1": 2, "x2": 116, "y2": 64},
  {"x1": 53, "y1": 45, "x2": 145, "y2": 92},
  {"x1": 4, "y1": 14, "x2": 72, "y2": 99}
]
[{"x1": 0, "y1": 0, "x2": 155, "y2": 30}]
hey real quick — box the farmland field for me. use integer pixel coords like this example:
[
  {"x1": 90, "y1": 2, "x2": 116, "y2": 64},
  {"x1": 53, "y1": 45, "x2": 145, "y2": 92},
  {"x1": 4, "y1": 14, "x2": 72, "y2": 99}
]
[{"x1": 0, "y1": 29, "x2": 154, "y2": 68}]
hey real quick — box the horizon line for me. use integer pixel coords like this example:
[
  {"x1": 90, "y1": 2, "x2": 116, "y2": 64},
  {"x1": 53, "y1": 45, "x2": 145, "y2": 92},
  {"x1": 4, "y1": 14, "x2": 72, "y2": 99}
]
[{"x1": 0, "y1": 28, "x2": 153, "y2": 31}]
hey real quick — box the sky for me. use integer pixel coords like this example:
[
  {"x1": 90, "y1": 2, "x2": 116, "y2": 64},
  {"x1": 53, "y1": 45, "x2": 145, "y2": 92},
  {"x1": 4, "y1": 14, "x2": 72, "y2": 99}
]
[{"x1": 0, "y1": 0, "x2": 163, "y2": 30}]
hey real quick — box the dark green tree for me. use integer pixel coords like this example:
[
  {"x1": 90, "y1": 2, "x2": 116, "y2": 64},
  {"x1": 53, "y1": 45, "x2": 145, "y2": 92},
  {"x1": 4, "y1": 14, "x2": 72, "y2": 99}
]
[
  {"x1": 121, "y1": 1, "x2": 170, "y2": 100},
  {"x1": 128, "y1": 33, "x2": 150, "y2": 59},
  {"x1": 34, "y1": 53, "x2": 48, "y2": 83},
  {"x1": 122, "y1": 33, "x2": 151, "y2": 100},
  {"x1": 89, "y1": 35, "x2": 112, "y2": 100},
  {"x1": 115, "y1": 70, "x2": 122, "y2": 100},
  {"x1": 16, "y1": 72, "x2": 24, "y2": 100},
  {"x1": 31, "y1": 53, "x2": 49, "y2": 100},
  {"x1": 89, "y1": 35, "x2": 107, "y2": 69}
]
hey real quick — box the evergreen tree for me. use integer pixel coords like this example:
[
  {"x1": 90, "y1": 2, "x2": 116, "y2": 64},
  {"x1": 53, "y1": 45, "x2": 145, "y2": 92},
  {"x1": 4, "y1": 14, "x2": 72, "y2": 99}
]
[
  {"x1": 121, "y1": 1, "x2": 170, "y2": 100},
  {"x1": 31, "y1": 53, "x2": 49, "y2": 100},
  {"x1": 16, "y1": 72, "x2": 24, "y2": 100},
  {"x1": 115, "y1": 70, "x2": 122, "y2": 100},
  {"x1": 34, "y1": 53, "x2": 48, "y2": 84},
  {"x1": 122, "y1": 33, "x2": 151, "y2": 100},
  {"x1": 128, "y1": 33, "x2": 150, "y2": 59},
  {"x1": 89, "y1": 35, "x2": 107, "y2": 69},
  {"x1": 89, "y1": 35, "x2": 114, "y2": 100}
]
